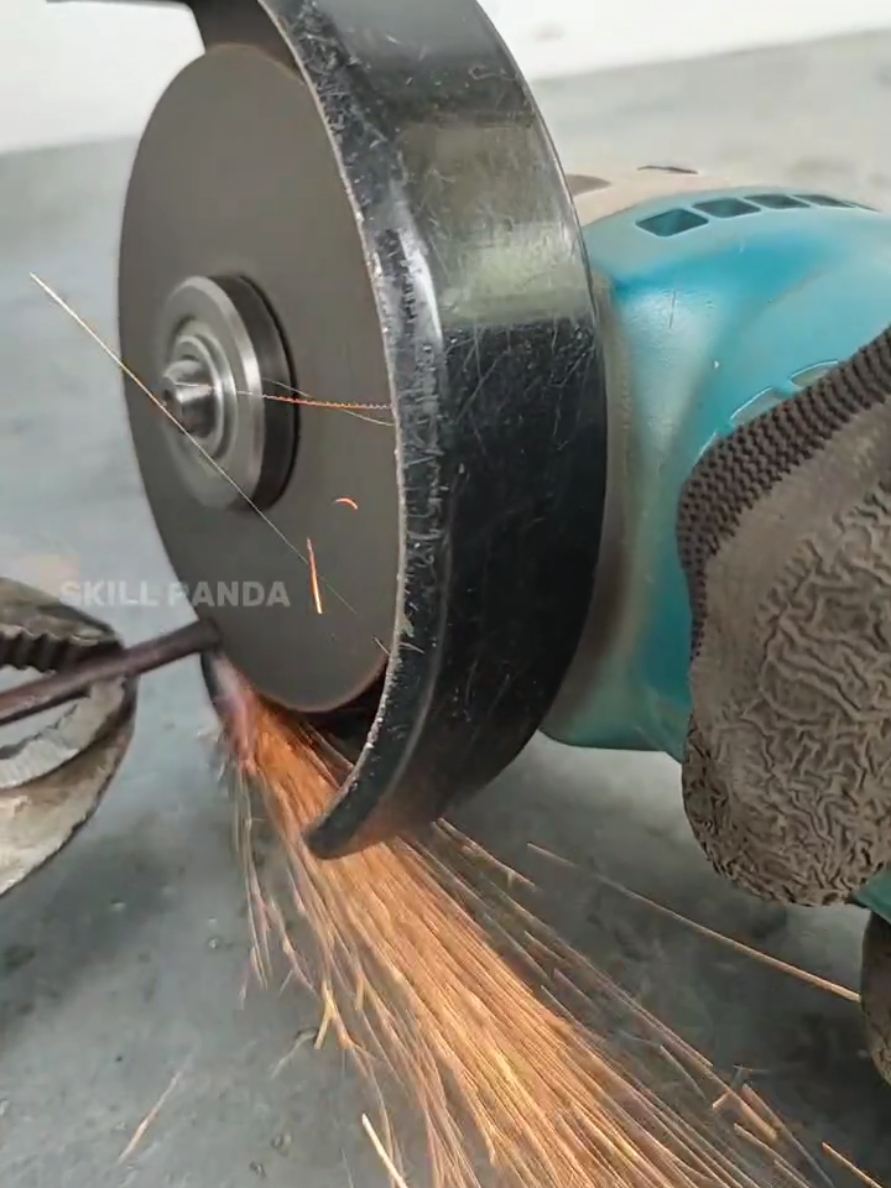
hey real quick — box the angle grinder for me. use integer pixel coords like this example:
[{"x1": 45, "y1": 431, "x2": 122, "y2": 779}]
[{"x1": 9, "y1": 0, "x2": 891, "y2": 1085}]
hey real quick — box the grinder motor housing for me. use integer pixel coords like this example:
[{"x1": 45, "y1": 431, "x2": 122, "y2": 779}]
[
  {"x1": 540, "y1": 164, "x2": 891, "y2": 1080},
  {"x1": 547, "y1": 165, "x2": 891, "y2": 926}
]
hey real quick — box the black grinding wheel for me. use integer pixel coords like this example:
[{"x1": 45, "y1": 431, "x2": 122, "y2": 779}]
[
  {"x1": 119, "y1": 0, "x2": 607, "y2": 856},
  {"x1": 861, "y1": 912, "x2": 891, "y2": 1085}
]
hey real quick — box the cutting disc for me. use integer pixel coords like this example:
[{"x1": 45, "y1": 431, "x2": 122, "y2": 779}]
[
  {"x1": 120, "y1": 40, "x2": 398, "y2": 716},
  {"x1": 120, "y1": 0, "x2": 607, "y2": 855}
]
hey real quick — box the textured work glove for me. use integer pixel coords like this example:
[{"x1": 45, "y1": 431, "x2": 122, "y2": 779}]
[{"x1": 677, "y1": 326, "x2": 891, "y2": 907}]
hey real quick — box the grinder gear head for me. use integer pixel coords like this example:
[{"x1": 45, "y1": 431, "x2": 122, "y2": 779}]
[{"x1": 119, "y1": 0, "x2": 607, "y2": 856}]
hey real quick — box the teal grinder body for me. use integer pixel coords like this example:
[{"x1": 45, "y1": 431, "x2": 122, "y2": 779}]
[{"x1": 543, "y1": 171, "x2": 891, "y2": 922}]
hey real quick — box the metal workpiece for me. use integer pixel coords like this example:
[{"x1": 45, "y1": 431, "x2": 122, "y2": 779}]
[
  {"x1": 0, "y1": 619, "x2": 218, "y2": 730},
  {"x1": 0, "y1": 579, "x2": 137, "y2": 897},
  {"x1": 119, "y1": 0, "x2": 607, "y2": 856}
]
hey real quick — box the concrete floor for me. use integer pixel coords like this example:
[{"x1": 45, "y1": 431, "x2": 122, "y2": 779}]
[{"x1": 1, "y1": 28, "x2": 891, "y2": 1188}]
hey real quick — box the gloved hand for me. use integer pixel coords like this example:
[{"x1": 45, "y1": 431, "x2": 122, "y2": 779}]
[{"x1": 677, "y1": 325, "x2": 891, "y2": 906}]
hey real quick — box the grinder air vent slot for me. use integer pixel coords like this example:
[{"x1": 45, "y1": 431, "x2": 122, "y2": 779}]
[
  {"x1": 636, "y1": 191, "x2": 874, "y2": 240},
  {"x1": 693, "y1": 198, "x2": 759, "y2": 219},
  {"x1": 796, "y1": 193, "x2": 856, "y2": 208},
  {"x1": 636, "y1": 209, "x2": 709, "y2": 238},
  {"x1": 749, "y1": 193, "x2": 808, "y2": 209}
]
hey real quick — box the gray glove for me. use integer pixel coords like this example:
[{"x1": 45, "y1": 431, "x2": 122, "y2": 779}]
[{"x1": 677, "y1": 326, "x2": 891, "y2": 906}]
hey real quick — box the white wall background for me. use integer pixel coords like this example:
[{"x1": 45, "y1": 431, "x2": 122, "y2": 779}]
[{"x1": 3, "y1": 0, "x2": 891, "y2": 154}]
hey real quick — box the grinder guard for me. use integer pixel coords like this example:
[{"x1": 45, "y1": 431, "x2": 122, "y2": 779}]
[{"x1": 113, "y1": 0, "x2": 608, "y2": 857}]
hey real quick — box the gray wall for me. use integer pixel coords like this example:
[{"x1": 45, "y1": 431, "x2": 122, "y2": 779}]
[{"x1": 3, "y1": 0, "x2": 891, "y2": 154}]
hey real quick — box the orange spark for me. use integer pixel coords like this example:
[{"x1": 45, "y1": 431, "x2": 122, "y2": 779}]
[
  {"x1": 335, "y1": 497, "x2": 359, "y2": 511},
  {"x1": 118, "y1": 1067, "x2": 185, "y2": 1162},
  {"x1": 306, "y1": 537, "x2": 323, "y2": 615},
  {"x1": 595, "y1": 875, "x2": 859, "y2": 1003},
  {"x1": 527, "y1": 841, "x2": 577, "y2": 869},
  {"x1": 362, "y1": 1114, "x2": 414, "y2": 1188},
  {"x1": 264, "y1": 381, "x2": 389, "y2": 411},
  {"x1": 262, "y1": 383, "x2": 391, "y2": 426},
  {"x1": 822, "y1": 1145, "x2": 887, "y2": 1188},
  {"x1": 218, "y1": 675, "x2": 830, "y2": 1188}
]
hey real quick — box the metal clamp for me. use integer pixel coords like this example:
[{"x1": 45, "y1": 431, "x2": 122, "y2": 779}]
[{"x1": 0, "y1": 578, "x2": 138, "y2": 896}]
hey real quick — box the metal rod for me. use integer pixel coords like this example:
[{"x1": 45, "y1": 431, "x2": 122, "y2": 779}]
[{"x1": 0, "y1": 619, "x2": 220, "y2": 729}]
